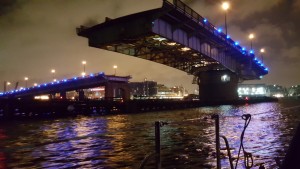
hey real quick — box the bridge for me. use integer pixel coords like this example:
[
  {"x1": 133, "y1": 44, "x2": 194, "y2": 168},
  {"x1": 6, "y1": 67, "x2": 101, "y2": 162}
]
[
  {"x1": 0, "y1": 73, "x2": 131, "y2": 100},
  {"x1": 77, "y1": 0, "x2": 268, "y2": 102}
]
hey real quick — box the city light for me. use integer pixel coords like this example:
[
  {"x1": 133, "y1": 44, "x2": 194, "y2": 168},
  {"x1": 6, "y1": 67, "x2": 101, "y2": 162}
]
[
  {"x1": 181, "y1": 47, "x2": 191, "y2": 51},
  {"x1": 221, "y1": 2, "x2": 230, "y2": 35},
  {"x1": 51, "y1": 69, "x2": 56, "y2": 81},
  {"x1": 249, "y1": 33, "x2": 254, "y2": 50},
  {"x1": 82, "y1": 61, "x2": 87, "y2": 75},
  {"x1": 260, "y1": 48, "x2": 265, "y2": 63},
  {"x1": 113, "y1": 65, "x2": 118, "y2": 75},
  {"x1": 222, "y1": 2, "x2": 230, "y2": 11},
  {"x1": 24, "y1": 77, "x2": 29, "y2": 88}
]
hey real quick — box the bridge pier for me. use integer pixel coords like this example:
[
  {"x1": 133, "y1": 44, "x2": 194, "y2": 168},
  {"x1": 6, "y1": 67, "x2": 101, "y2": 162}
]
[
  {"x1": 60, "y1": 91, "x2": 66, "y2": 99},
  {"x1": 198, "y1": 70, "x2": 238, "y2": 102},
  {"x1": 105, "y1": 82, "x2": 130, "y2": 101},
  {"x1": 78, "y1": 90, "x2": 85, "y2": 101}
]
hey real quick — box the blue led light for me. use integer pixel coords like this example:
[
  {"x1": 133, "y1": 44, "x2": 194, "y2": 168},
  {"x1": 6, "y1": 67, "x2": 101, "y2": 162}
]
[
  {"x1": 242, "y1": 47, "x2": 246, "y2": 51},
  {"x1": 226, "y1": 35, "x2": 230, "y2": 39},
  {"x1": 257, "y1": 61, "x2": 261, "y2": 64},
  {"x1": 250, "y1": 50, "x2": 254, "y2": 54},
  {"x1": 90, "y1": 73, "x2": 94, "y2": 77},
  {"x1": 234, "y1": 42, "x2": 239, "y2": 46},
  {"x1": 63, "y1": 79, "x2": 67, "y2": 82},
  {"x1": 217, "y1": 28, "x2": 222, "y2": 33},
  {"x1": 259, "y1": 76, "x2": 263, "y2": 79},
  {"x1": 38, "y1": 85, "x2": 41, "y2": 88},
  {"x1": 265, "y1": 68, "x2": 269, "y2": 71},
  {"x1": 203, "y1": 18, "x2": 207, "y2": 23},
  {"x1": 51, "y1": 82, "x2": 54, "y2": 85},
  {"x1": 44, "y1": 84, "x2": 47, "y2": 86},
  {"x1": 74, "y1": 77, "x2": 77, "y2": 80},
  {"x1": 260, "y1": 63, "x2": 264, "y2": 67},
  {"x1": 254, "y1": 57, "x2": 257, "y2": 61}
]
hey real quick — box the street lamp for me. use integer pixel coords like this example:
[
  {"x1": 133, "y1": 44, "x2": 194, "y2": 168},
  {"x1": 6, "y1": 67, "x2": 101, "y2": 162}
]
[
  {"x1": 51, "y1": 69, "x2": 56, "y2": 82},
  {"x1": 4, "y1": 81, "x2": 11, "y2": 92},
  {"x1": 222, "y1": 2, "x2": 230, "y2": 36},
  {"x1": 82, "y1": 61, "x2": 86, "y2": 74},
  {"x1": 260, "y1": 48, "x2": 265, "y2": 63},
  {"x1": 248, "y1": 33, "x2": 255, "y2": 50},
  {"x1": 24, "y1": 77, "x2": 28, "y2": 88},
  {"x1": 113, "y1": 65, "x2": 117, "y2": 76},
  {"x1": 81, "y1": 72, "x2": 86, "y2": 76}
]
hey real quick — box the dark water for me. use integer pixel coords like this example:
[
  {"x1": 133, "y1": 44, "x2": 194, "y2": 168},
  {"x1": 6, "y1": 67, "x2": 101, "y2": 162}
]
[{"x1": 1, "y1": 99, "x2": 300, "y2": 169}]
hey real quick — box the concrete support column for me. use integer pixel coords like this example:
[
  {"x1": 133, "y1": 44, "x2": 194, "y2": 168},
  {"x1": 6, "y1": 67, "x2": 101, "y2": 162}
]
[
  {"x1": 105, "y1": 82, "x2": 131, "y2": 101},
  {"x1": 198, "y1": 70, "x2": 238, "y2": 102},
  {"x1": 60, "y1": 91, "x2": 67, "y2": 99},
  {"x1": 78, "y1": 90, "x2": 85, "y2": 101}
]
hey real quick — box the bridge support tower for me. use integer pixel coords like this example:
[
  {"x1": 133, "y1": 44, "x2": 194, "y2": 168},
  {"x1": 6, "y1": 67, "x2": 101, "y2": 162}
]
[
  {"x1": 198, "y1": 70, "x2": 238, "y2": 103},
  {"x1": 105, "y1": 82, "x2": 130, "y2": 101}
]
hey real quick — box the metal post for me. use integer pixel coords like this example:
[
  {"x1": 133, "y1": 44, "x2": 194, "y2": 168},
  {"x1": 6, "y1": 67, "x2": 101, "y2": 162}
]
[
  {"x1": 212, "y1": 114, "x2": 221, "y2": 169},
  {"x1": 225, "y1": 11, "x2": 227, "y2": 36},
  {"x1": 155, "y1": 121, "x2": 161, "y2": 169},
  {"x1": 4, "y1": 81, "x2": 7, "y2": 92}
]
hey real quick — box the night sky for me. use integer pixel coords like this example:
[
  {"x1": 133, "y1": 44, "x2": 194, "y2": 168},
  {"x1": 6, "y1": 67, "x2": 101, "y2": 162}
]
[{"x1": 1, "y1": 0, "x2": 300, "y2": 93}]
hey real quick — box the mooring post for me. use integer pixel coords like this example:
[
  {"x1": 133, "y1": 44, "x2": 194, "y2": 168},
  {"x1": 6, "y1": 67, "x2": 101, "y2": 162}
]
[
  {"x1": 155, "y1": 121, "x2": 161, "y2": 169},
  {"x1": 212, "y1": 114, "x2": 221, "y2": 169}
]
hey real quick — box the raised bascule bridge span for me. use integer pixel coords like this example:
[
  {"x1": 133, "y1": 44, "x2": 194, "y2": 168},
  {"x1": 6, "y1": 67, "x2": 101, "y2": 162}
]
[{"x1": 77, "y1": 0, "x2": 268, "y2": 102}]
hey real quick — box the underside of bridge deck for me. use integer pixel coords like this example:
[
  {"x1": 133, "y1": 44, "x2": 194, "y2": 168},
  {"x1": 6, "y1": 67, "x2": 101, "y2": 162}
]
[{"x1": 77, "y1": 0, "x2": 269, "y2": 102}]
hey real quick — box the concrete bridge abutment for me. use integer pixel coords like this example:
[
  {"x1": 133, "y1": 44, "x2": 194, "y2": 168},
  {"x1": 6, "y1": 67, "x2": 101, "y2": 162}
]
[{"x1": 198, "y1": 70, "x2": 238, "y2": 102}]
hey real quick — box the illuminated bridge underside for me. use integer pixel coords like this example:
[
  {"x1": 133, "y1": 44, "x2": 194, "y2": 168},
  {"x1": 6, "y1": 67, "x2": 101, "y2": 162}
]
[
  {"x1": 77, "y1": 0, "x2": 267, "y2": 80},
  {"x1": 1, "y1": 74, "x2": 131, "y2": 99}
]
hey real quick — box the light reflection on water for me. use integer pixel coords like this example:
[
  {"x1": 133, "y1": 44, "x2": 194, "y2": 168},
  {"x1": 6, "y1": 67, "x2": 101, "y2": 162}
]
[{"x1": 0, "y1": 99, "x2": 300, "y2": 168}]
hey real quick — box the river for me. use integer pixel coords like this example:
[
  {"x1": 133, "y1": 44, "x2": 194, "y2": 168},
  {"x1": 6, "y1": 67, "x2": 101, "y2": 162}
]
[{"x1": 1, "y1": 98, "x2": 300, "y2": 169}]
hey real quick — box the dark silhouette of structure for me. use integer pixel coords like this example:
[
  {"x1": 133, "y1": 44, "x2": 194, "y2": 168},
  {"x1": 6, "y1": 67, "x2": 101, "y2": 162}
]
[{"x1": 77, "y1": 0, "x2": 268, "y2": 102}]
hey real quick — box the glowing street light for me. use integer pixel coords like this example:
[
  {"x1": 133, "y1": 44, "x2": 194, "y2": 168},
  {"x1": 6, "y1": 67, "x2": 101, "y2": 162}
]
[
  {"x1": 24, "y1": 77, "x2": 29, "y2": 88},
  {"x1": 51, "y1": 69, "x2": 56, "y2": 81},
  {"x1": 260, "y1": 48, "x2": 265, "y2": 63},
  {"x1": 81, "y1": 72, "x2": 86, "y2": 76},
  {"x1": 4, "y1": 81, "x2": 11, "y2": 92},
  {"x1": 113, "y1": 65, "x2": 118, "y2": 76},
  {"x1": 221, "y1": 2, "x2": 230, "y2": 36},
  {"x1": 82, "y1": 61, "x2": 86, "y2": 74},
  {"x1": 249, "y1": 33, "x2": 255, "y2": 50}
]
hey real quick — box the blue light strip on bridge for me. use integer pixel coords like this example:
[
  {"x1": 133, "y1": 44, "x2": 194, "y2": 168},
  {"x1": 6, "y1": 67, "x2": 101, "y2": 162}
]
[
  {"x1": 0, "y1": 72, "x2": 105, "y2": 96},
  {"x1": 202, "y1": 18, "x2": 269, "y2": 74}
]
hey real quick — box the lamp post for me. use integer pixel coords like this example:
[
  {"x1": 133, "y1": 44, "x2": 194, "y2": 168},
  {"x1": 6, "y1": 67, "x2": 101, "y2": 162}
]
[
  {"x1": 249, "y1": 33, "x2": 254, "y2": 50},
  {"x1": 82, "y1": 60, "x2": 86, "y2": 74},
  {"x1": 24, "y1": 77, "x2": 28, "y2": 88},
  {"x1": 260, "y1": 48, "x2": 265, "y2": 63},
  {"x1": 222, "y1": 2, "x2": 230, "y2": 36},
  {"x1": 4, "y1": 81, "x2": 11, "y2": 92},
  {"x1": 51, "y1": 69, "x2": 56, "y2": 82},
  {"x1": 113, "y1": 65, "x2": 117, "y2": 76}
]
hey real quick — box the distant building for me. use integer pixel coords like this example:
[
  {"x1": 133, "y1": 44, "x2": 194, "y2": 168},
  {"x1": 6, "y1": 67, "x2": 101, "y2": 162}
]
[
  {"x1": 238, "y1": 84, "x2": 288, "y2": 98},
  {"x1": 266, "y1": 84, "x2": 287, "y2": 98},
  {"x1": 130, "y1": 81, "x2": 157, "y2": 97},
  {"x1": 238, "y1": 84, "x2": 267, "y2": 97},
  {"x1": 288, "y1": 85, "x2": 300, "y2": 97},
  {"x1": 130, "y1": 81, "x2": 189, "y2": 99}
]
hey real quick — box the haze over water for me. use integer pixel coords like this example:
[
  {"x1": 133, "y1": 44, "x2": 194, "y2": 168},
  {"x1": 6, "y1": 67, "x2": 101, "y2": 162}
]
[{"x1": 1, "y1": 99, "x2": 300, "y2": 168}]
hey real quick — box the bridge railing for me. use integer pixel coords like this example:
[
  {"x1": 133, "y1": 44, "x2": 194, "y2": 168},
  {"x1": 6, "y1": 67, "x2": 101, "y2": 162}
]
[{"x1": 171, "y1": 0, "x2": 251, "y2": 58}]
